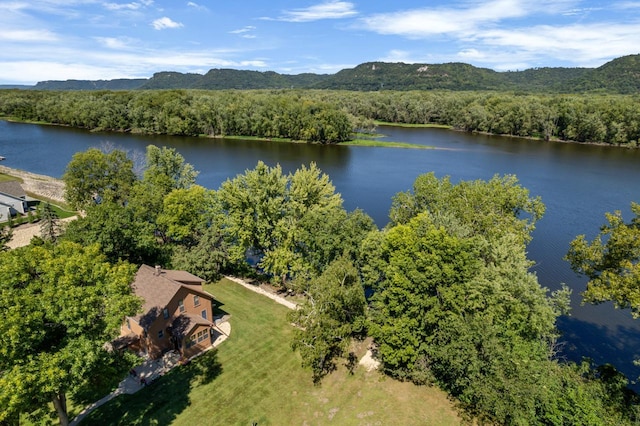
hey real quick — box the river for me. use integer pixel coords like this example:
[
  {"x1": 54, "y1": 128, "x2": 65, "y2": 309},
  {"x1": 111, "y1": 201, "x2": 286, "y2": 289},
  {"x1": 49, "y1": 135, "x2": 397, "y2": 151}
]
[{"x1": 2, "y1": 120, "x2": 640, "y2": 384}]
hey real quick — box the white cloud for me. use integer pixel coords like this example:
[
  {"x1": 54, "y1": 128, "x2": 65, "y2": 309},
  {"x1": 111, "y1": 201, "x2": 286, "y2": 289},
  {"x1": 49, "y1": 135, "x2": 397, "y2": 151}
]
[
  {"x1": 152, "y1": 17, "x2": 183, "y2": 30},
  {"x1": 93, "y1": 36, "x2": 137, "y2": 49},
  {"x1": 187, "y1": 1, "x2": 207, "y2": 11},
  {"x1": 478, "y1": 23, "x2": 640, "y2": 63},
  {"x1": 360, "y1": 0, "x2": 547, "y2": 38},
  {"x1": 268, "y1": 1, "x2": 357, "y2": 22},
  {"x1": 0, "y1": 29, "x2": 59, "y2": 42},
  {"x1": 230, "y1": 26, "x2": 257, "y2": 38},
  {"x1": 103, "y1": 1, "x2": 153, "y2": 11},
  {"x1": 230, "y1": 26, "x2": 256, "y2": 34}
]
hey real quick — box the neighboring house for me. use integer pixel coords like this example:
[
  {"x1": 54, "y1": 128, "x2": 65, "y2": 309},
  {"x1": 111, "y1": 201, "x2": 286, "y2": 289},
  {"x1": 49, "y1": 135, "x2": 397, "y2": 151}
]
[
  {"x1": 0, "y1": 181, "x2": 28, "y2": 219},
  {"x1": 117, "y1": 265, "x2": 218, "y2": 360},
  {"x1": 0, "y1": 203, "x2": 10, "y2": 222}
]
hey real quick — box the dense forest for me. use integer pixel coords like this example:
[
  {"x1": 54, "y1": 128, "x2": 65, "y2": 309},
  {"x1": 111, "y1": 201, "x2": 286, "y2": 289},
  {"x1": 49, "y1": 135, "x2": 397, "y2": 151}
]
[
  {"x1": 11, "y1": 54, "x2": 640, "y2": 93},
  {"x1": 3, "y1": 146, "x2": 639, "y2": 424},
  {"x1": 1, "y1": 88, "x2": 639, "y2": 146}
]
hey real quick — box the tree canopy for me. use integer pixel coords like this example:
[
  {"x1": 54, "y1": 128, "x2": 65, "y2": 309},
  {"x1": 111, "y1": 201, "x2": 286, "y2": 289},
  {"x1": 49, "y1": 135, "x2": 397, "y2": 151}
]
[
  {"x1": 362, "y1": 173, "x2": 637, "y2": 424},
  {"x1": 62, "y1": 147, "x2": 135, "y2": 210},
  {"x1": 566, "y1": 202, "x2": 640, "y2": 317},
  {"x1": 0, "y1": 242, "x2": 139, "y2": 425}
]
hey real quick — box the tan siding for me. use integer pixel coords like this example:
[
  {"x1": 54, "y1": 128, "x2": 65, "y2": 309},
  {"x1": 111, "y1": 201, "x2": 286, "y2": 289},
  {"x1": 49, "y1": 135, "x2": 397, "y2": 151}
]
[{"x1": 182, "y1": 324, "x2": 214, "y2": 359}]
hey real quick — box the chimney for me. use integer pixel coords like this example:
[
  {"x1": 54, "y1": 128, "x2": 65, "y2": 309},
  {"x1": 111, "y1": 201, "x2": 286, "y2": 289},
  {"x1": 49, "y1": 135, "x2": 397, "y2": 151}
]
[{"x1": 155, "y1": 265, "x2": 162, "y2": 276}]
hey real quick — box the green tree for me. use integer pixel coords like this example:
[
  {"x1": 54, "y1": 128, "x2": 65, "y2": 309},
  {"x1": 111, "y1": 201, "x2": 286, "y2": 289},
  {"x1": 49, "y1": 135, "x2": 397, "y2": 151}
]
[
  {"x1": 170, "y1": 224, "x2": 229, "y2": 283},
  {"x1": 38, "y1": 202, "x2": 61, "y2": 243},
  {"x1": 289, "y1": 256, "x2": 366, "y2": 382},
  {"x1": 62, "y1": 147, "x2": 135, "y2": 210},
  {"x1": 62, "y1": 201, "x2": 165, "y2": 265},
  {"x1": 566, "y1": 202, "x2": 640, "y2": 316},
  {"x1": 215, "y1": 161, "x2": 289, "y2": 271},
  {"x1": 143, "y1": 145, "x2": 198, "y2": 192},
  {"x1": 0, "y1": 226, "x2": 12, "y2": 251},
  {"x1": 0, "y1": 241, "x2": 139, "y2": 425},
  {"x1": 128, "y1": 145, "x2": 200, "y2": 242},
  {"x1": 156, "y1": 185, "x2": 213, "y2": 244},
  {"x1": 215, "y1": 162, "x2": 373, "y2": 284}
]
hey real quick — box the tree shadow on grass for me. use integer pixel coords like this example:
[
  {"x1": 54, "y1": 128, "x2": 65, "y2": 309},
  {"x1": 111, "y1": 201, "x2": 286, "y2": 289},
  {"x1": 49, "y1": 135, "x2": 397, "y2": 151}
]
[{"x1": 81, "y1": 349, "x2": 222, "y2": 425}]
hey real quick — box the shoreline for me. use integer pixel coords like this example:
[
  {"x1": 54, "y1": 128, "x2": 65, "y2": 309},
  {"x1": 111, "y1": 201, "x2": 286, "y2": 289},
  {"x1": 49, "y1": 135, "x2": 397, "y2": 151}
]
[
  {"x1": 0, "y1": 165, "x2": 66, "y2": 203},
  {"x1": 5, "y1": 117, "x2": 638, "y2": 150}
]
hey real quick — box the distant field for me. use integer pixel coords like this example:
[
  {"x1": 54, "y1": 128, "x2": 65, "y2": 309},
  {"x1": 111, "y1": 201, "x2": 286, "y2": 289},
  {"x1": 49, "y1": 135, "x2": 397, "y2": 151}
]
[{"x1": 82, "y1": 278, "x2": 461, "y2": 425}]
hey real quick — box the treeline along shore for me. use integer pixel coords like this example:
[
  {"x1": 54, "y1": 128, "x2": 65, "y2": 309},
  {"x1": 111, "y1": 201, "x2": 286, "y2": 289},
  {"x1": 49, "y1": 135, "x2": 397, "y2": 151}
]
[{"x1": 1, "y1": 89, "x2": 639, "y2": 147}]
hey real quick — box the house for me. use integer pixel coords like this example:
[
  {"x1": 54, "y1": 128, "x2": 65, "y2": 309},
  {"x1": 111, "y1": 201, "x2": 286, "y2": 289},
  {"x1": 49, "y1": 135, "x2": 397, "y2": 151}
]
[
  {"x1": 117, "y1": 265, "x2": 218, "y2": 360},
  {"x1": 0, "y1": 181, "x2": 28, "y2": 220}
]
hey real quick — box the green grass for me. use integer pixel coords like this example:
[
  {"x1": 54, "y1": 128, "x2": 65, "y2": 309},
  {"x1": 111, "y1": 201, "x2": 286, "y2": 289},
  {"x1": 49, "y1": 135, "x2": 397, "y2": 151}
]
[
  {"x1": 81, "y1": 278, "x2": 461, "y2": 425},
  {"x1": 343, "y1": 139, "x2": 435, "y2": 149}
]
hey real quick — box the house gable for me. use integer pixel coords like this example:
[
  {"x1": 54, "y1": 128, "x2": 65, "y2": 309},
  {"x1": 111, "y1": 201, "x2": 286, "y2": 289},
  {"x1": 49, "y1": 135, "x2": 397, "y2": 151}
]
[{"x1": 122, "y1": 265, "x2": 216, "y2": 359}]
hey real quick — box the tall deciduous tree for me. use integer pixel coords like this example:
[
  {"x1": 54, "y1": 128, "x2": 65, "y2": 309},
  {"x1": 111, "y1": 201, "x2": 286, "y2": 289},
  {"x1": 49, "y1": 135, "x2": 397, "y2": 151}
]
[
  {"x1": 289, "y1": 256, "x2": 366, "y2": 382},
  {"x1": 0, "y1": 242, "x2": 139, "y2": 425},
  {"x1": 566, "y1": 202, "x2": 640, "y2": 317},
  {"x1": 62, "y1": 201, "x2": 165, "y2": 265},
  {"x1": 388, "y1": 172, "x2": 545, "y2": 244},
  {"x1": 216, "y1": 161, "x2": 374, "y2": 284},
  {"x1": 62, "y1": 148, "x2": 135, "y2": 210},
  {"x1": 363, "y1": 174, "x2": 629, "y2": 423},
  {"x1": 156, "y1": 185, "x2": 213, "y2": 244},
  {"x1": 143, "y1": 145, "x2": 198, "y2": 192}
]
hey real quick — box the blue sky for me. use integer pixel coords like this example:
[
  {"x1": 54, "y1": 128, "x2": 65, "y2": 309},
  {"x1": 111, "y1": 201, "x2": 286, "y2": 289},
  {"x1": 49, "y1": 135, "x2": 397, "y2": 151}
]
[{"x1": 1, "y1": 0, "x2": 639, "y2": 84}]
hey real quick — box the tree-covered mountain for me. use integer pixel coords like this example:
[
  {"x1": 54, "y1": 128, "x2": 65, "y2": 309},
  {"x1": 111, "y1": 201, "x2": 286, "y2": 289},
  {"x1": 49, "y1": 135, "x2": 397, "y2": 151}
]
[
  {"x1": 32, "y1": 78, "x2": 147, "y2": 90},
  {"x1": 9, "y1": 54, "x2": 640, "y2": 93}
]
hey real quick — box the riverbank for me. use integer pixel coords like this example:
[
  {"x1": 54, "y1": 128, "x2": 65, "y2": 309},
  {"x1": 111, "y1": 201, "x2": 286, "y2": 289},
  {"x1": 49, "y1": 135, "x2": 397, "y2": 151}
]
[{"x1": 0, "y1": 165, "x2": 66, "y2": 203}]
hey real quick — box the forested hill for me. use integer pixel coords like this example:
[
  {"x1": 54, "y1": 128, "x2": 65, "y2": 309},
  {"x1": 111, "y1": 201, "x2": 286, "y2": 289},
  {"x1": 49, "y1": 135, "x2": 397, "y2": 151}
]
[{"x1": 20, "y1": 54, "x2": 640, "y2": 93}]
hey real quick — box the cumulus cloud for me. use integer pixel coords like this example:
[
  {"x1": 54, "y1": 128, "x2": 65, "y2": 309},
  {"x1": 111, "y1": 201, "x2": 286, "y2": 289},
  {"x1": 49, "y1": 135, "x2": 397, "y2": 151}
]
[
  {"x1": 266, "y1": 1, "x2": 357, "y2": 22},
  {"x1": 152, "y1": 17, "x2": 183, "y2": 30}
]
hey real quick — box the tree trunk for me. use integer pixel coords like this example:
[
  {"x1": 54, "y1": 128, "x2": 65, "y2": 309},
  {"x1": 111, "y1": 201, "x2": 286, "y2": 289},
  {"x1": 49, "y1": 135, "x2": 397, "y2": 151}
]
[{"x1": 52, "y1": 392, "x2": 69, "y2": 426}]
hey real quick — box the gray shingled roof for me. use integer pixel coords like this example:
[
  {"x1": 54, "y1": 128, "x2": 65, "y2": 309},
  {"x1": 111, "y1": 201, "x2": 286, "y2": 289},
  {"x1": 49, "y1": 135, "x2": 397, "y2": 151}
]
[{"x1": 0, "y1": 181, "x2": 26, "y2": 198}]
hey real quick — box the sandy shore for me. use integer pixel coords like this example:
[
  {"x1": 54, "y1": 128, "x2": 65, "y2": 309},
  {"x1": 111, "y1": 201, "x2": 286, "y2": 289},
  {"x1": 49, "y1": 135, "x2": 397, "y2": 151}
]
[{"x1": 0, "y1": 165, "x2": 66, "y2": 203}]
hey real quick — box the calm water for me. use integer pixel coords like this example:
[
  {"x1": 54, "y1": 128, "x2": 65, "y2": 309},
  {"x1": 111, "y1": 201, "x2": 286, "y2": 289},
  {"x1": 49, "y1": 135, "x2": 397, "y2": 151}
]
[{"x1": 2, "y1": 120, "x2": 640, "y2": 384}]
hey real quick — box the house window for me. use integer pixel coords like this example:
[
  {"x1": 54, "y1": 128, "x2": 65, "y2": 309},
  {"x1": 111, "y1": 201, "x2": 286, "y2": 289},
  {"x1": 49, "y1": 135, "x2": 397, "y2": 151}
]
[
  {"x1": 196, "y1": 329, "x2": 209, "y2": 343},
  {"x1": 126, "y1": 319, "x2": 131, "y2": 330},
  {"x1": 163, "y1": 308, "x2": 169, "y2": 319},
  {"x1": 201, "y1": 309, "x2": 207, "y2": 320},
  {"x1": 158, "y1": 329, "x2": 164, "y2": 339},
  {"x1": 193, "y1": 295, "x2": 200, "y2": 307},
  {"x1": 178, "y1": 299, "x2": 185, "y2": 313},
  {"x1": 185, "y1": 336, "x2": 196, "y2": 349}
]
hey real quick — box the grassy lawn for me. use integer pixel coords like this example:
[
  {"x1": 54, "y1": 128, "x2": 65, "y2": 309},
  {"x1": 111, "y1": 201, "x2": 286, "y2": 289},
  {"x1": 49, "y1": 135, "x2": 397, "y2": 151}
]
[{"x1": 81, "y1": 278, "x2": 461, "y2": 425}]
